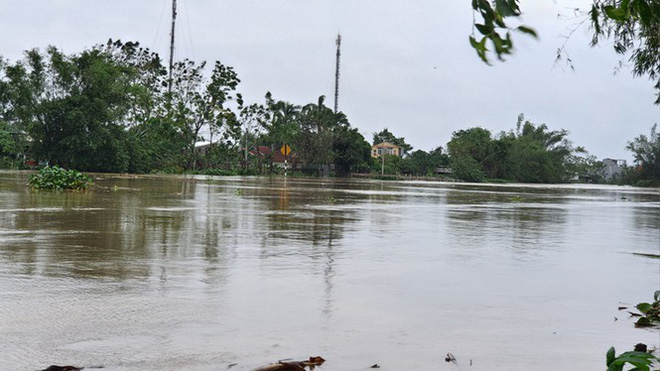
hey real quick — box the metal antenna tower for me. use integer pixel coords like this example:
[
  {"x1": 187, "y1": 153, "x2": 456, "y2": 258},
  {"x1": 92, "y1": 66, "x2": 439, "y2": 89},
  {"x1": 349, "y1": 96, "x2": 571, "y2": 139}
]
[
  {"x1": 168, "y1": 0, "x2": 177, "y2": 95},
  {"x1": 334, "y1": 34, "x2": 341, "y2": 114}
]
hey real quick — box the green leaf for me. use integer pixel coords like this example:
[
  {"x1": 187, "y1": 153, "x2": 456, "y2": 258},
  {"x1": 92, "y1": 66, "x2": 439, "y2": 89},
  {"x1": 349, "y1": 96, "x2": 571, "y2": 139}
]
[
  {"x1": 516, "y1": 26, "x2": 538, "y2": 38},
  {"x1": 636, "y1": 0, "x2": 652, "y2": 27},
  {"x1": 607, "y1": 347, "x2": 616, "y2": 366},
  {"x1": 635, "y1": 316, "x2": 652, "y2": 327},
  {"x1": 494, "y1": 15, "x2": 506, "y2": 28},
  {"x1": 636, "y1": 302, "x2": 653, "y2": 314},
  {"x1": 611, "y1": 351, "x2": 655, "y2": 368},
  {"x1": 603, "y1": 5, "x2": 627, "y2": 21},
  {"x1": 477, "y1": 0, "x2": 491, "y2": 12},
  {"x1": 507, "y1": 0, "x2": 521, "y2": 14},
  {"x1": 469, "y1": 36, "x2": 490, "y2": 64},
  {"x1": 621, "y1": 0, "x2": 631, "y2": 11},
  {"x1": 469, "y1": 36, "x2": 479, "y2": 49},
  {"x1": 475, "y1": 23, "x2": 491, "y2": 36},
  {"x1": 494, "y1": 0, "x2": 518, "y2": 17},
  {"x1": 653, "y1": 290, "x2": 659, "y2": 302},
  {"x1": 491, "y1": 33, "x2": 506, "y2": 57}
]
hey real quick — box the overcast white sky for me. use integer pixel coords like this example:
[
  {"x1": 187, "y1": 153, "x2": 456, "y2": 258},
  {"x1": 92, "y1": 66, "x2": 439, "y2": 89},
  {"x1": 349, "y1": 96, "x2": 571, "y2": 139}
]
[{"x1": 1, "y1": 0, "x2": 657, "y2": 162}]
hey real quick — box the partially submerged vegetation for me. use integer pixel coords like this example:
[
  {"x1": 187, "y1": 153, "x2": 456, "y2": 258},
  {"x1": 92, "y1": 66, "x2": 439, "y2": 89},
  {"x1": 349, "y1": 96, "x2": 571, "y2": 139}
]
[
  {"x1": 608, "y1": 291, "x2": 660, "y2": 370},
  {"x1": 627, "y1": 291, "x2": 660, "y2": 328},
  {"x1": 28, "y1": 166, "x2": 92, "y2": 190},
  {"x1": 253, "y1": 356, "x2": 325, "y2": 371}
]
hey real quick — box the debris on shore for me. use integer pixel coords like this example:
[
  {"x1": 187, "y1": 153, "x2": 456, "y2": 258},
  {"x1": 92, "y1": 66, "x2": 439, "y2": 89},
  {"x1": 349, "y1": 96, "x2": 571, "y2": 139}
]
[
  {"x1": 253, "y1": 356, "x2": 325, "y2": 371},
  {"x1": 40, "y1": 366, "x2": 82, "y2": 371}
]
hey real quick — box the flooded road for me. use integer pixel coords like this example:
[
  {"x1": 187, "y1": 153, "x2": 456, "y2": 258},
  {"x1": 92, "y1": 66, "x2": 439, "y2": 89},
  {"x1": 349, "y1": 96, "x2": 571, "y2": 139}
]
[{"x1": 1, "y1": 171, "x2": 658, "y2": 370}]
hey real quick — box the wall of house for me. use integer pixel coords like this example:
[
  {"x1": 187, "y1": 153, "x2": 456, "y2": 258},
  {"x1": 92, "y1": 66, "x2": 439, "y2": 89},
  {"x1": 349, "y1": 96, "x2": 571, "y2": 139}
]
[
  {"x1": 600, "y1": 158, "x2": 627, "y2": 180},
  {"x1": 371, "y1": 144, "x2": 401, "y2": 158}
]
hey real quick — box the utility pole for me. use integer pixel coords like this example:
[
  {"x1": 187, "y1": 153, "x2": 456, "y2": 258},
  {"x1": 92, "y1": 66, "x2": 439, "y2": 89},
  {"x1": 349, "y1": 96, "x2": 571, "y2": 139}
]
[
  {"x1": 333, "y1": 34, "x2": 341, "y2": 114},
  {"x1": 168, "y1": 0, "x2": 177, "y2": 95},
  {"x1": 244, "y1": 128, "x2": 248, "y2": 171}
]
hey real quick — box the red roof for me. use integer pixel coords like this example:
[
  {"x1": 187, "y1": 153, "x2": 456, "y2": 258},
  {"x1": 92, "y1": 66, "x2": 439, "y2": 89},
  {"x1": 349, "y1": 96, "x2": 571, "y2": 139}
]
[{"x1": 249, "y1": 146, "x2": 295, "y2": 163}]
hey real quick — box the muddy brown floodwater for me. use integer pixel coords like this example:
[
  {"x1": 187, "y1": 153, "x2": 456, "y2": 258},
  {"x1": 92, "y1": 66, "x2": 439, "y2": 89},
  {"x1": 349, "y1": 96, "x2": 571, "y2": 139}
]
[{"x1": 0, "y1": 171, "x2": 658, "y2": 370}]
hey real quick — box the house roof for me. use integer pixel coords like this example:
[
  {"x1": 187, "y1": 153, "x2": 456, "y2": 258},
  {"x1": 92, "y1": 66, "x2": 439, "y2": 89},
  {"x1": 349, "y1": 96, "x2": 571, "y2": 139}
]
[
  {"x1": 372, "y1": 142, "x2": 400, "y2": 149},
  {"x1": 250, "y1": 145, "x2": 296, "y2": 163}
]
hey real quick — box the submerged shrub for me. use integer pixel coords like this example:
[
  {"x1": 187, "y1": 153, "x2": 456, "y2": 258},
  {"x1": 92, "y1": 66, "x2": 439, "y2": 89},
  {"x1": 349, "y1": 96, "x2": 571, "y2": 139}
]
[
  {"x1": 451, "y1": 156, "x2": 485, "y2": 182},
  {"x1": 28, "y1": 166, "x2": 93, "y2": 190}
]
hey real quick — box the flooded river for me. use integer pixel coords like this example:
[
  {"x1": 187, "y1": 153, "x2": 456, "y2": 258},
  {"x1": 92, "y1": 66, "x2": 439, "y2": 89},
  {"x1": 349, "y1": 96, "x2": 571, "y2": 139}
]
[{"x1": 0, "y1": 171, "x2": 658, "y2": 370}]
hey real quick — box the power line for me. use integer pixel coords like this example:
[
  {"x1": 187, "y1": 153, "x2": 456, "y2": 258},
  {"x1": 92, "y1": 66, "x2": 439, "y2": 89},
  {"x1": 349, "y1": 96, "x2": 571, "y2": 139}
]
[
  {"x1": 151, "y1": 0, "x2": 168, "y2": 51},
  {"x1": 181, "y1": 0, "x2": 196, "y2": 60}
]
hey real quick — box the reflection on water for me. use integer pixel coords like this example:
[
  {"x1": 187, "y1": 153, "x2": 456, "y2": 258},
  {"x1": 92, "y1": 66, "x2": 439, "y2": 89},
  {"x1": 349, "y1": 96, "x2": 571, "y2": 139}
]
[{"x1": 0, "y1": 172, "x2": 658, "y2": 370}]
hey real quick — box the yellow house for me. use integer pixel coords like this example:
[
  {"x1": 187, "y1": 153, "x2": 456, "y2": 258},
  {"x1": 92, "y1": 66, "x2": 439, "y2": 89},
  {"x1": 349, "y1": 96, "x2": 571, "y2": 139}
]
[{"x1": 371, "y1": 142, "x2": 403, "y2": 158}]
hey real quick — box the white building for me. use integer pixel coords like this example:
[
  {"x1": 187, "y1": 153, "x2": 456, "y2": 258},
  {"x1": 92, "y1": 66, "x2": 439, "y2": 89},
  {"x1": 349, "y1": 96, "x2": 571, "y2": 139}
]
[{"x1": 600, "y1": 158, "x2": 627, "y2": 180}]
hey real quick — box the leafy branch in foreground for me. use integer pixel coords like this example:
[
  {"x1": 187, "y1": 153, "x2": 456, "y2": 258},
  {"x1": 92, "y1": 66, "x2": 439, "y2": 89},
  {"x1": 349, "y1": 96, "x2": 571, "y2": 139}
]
[
  {"x1": 28, "y1": 166, "x2": 93, "y2": 190},
  {"x1": 473, "y1": 1, "x2": 660, "y2": 103},
  {"x1": 470, "y1": 0, "x2": 537, "y2": 64},
  {"x1": 590, "y1": 0, "x2": 660, "y2": 103},
  {"x1": 606, "y1": 346, "x2": 657, "y2": 371}
]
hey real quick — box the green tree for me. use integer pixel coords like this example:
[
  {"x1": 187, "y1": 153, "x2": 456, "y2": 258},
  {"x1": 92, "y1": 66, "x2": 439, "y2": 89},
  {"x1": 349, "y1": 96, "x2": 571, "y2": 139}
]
[
  {"x1": 262, "y1": 93, "x2": 301, "y2": 173},
  {"x1": 499, "y1": 116, "x2": 574, "y2": 183},
  {"x1": 237, "y1": 102, "x2": 269, "y2": 172},
  {"x1": 0, "y1": 40, "x2": 245, "y2": 173},
  {"x1": 372, "y1": 154, "x2": 402, "y2": 176},
  {"x1": 0, "y1": 64, "x2": 21, "y2": 166},
  {"x1": 296, "y1": 95, "x2": 343, "y2": 169},
  {"x1": 0, "y1": 121, "x2": 14, "y2": 155},
  {"x1": 0, "y1": 121, "x2": 20, "y2": 168},
  {"x1": 99, "y1": 39, "x2": 167, "y2": 129},
  {"x1": 447, "y1": 116, "x2": 578, "y2": 183},
  {"x1": 429, "y1": 146, "x2": 451, "y2": 167},
  {"x1": 333, "y1": 125, "x2": 371, "y2": 176},
  {"x1": 0, "y1": 60, "x2": 17, "y2": 163},
  {"x1": 400, "y1": 147, "x2": 450, "y2": 176},
  {"x1": 566, "y1": 146, "x2": 604, "y2": 182},
  {"x1": 98, "y1": 40, "x2": 179, "y2": 172},
  {"x1": 263, "y1": 92, "x2": 300, "y2": 148},
  {"x1": 451, "y1": 155, "x2": 486, "y2": 182},
  {"x1": 626, "y1": 123, "x2": 660, "y2": 180},
  {"x1": 13, "y1": 47, "x2": 138, "y2": 172},
  {"x1": 167, "y1": 59, "x2": 241, "y2": 170},
  {"x1": 372, "y1": 128, "x2": 412, "y2": 152},
  {"x1": 0, "y1": 43, "x2": 170, "y2": 172},
  {"x1": 447, "y1": 127, "x2": 495, "y2": 178},
  {"x1": 400, "y1": 150, "x2": 432, "y2": 176}
]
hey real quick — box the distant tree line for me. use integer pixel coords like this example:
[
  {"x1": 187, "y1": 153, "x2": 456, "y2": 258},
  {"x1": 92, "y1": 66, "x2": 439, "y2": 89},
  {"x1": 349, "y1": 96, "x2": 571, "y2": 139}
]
[
  {"x1": 0, "y1": 40, "x2": 657, "y2": 184},
  {"x1": 0, "y1": 40, "x2": 469, "y2": 179},
  {"x1": 445, "y1": 115, "x2": 659, "y2": 185},
  {"x1": 0, "y1": 40, "x2": 375, "y2": 175},
  {"x1": 624, "y1": 123, "x2": 660, "y2": 186},
  {"x1": 446, "y1": 115, "x2": 601, "y2": 183}
]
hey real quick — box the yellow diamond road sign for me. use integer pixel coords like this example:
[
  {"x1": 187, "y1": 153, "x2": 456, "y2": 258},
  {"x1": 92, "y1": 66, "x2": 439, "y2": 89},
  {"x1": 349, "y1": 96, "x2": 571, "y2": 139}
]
[{"x1": 281, "y1": 144, "x2": 291, "y2": 156}]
